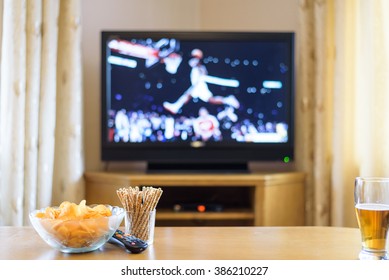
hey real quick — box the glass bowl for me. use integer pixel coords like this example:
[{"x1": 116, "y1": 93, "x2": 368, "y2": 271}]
[{"x1": 29, "y1": 204, "x2": 125, "y2": 253}]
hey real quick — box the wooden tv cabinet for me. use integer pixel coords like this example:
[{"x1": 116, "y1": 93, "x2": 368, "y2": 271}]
[{"x1": 84, "y1": 171, "x2": 305, "y2": 226}]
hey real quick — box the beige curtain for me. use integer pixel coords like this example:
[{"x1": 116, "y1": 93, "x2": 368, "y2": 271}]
[
  {"x1": 297, "y1": 0, "x2": 389, "y2": 227},
  {"x1": 0, "y1": 0, "x2": 84, "y2": 226}
]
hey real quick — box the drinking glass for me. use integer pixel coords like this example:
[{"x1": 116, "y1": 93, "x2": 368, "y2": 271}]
[
  {"x1": 354, "y1": 177, "x2": 389, "y2": 260},
  {"x1": 124, "y1": 209, "x2": 156, "y2": 245}
]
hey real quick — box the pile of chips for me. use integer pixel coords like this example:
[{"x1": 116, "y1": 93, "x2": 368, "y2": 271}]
[{"x1": 34, "y1": 200, "x2": 113, "y2": 248}]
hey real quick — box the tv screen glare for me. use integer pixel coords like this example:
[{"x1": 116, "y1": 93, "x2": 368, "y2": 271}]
[{"x1": 101, "y1": 31, "x2": 295, "y2": 171}]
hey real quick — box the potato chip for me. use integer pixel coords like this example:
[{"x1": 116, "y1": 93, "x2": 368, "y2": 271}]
[{"x1": 34, "y1": 200, "x2": 113, "y2": 248}]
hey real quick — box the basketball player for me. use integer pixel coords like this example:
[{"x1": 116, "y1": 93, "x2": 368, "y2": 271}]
[
  {"x1": 192, "y1": 107, "x2": 221, "y2": 141},
  {"x1": 163, "y1": 49, "x2": 240, "y2": 114}
]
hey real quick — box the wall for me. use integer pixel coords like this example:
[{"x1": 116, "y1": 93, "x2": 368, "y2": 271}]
[
  {"x1": 199, "y1": 0, "x2": 298, "y2": 31},
  {"x1": 81, "y1": 0, "x2": 299, "y2": 172}
]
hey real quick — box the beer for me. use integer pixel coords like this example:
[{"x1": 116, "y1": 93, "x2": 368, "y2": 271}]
[{"x1": 355, "y1": 203, "x2": 389, "y2": 251}]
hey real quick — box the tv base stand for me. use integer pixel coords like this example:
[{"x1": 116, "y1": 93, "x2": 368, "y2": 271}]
[
  {"x1": 147, "y1": 162, "x2": 249, "y2": 174},
  {"x1": 84, "y1": 171, "x2": 305, "y2": 226}
]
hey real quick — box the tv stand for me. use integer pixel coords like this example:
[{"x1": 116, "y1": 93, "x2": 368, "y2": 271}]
[
  {"x1": 84, "y1": 171, "x2": 305, "y2": 226},
  {"x1": 147, "y1": 162, "x2": 249, "y2": 174}
]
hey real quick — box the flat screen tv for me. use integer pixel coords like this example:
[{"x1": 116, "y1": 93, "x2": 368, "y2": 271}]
[{"x1": 101, "y1": 31, "x2": 295, "y2": 172}]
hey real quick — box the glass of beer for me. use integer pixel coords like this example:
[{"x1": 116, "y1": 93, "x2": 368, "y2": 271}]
[{"x1": 354, "y1": 177, "x2": 389, "y2": 260}]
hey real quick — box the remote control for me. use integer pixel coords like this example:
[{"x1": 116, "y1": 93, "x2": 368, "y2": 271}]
[{"x1": 109, "y1": 229, "x2": 148, "y2": 254}]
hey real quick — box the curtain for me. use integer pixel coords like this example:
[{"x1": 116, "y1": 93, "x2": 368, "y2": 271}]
[
  {"x1": 297, "y1": 0, "x2": 389, "y2": 227},
  {"x1": 0, "y1": 0, "x2": 84, "y2": 226}
]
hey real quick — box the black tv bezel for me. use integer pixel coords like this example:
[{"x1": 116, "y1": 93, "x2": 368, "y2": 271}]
[{"x1": 101, "y1": 31, "x2": 295, "y2": 170}]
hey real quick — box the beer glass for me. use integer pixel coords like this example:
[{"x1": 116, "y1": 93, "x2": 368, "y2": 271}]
[{"x1": 354, "y1": 177, "x2": 389, "y2": 260}]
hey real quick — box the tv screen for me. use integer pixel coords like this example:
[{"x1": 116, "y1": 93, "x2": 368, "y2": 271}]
[{"x1": 101, "y1": 31, "x2": 295, "y2": 172}]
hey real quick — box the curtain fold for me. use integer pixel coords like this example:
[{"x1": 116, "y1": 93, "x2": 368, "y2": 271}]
[
  {"x1": 296, "y1": 0, "x2": 333, "y2": 226},
  {"x1": 52, "y1": 0, "x2": 84, "y2": 206},
  {"x1": 0, "y1": 0, "x2": 27, "y2": 226},
  {"x1": 24, "y1": 0, "x2": 43, "y2": 225},
  {"x1": 0, "y1": 0, "x2": 84, "y2": 226},
  {"x1": 36, "y1": 0, "x2": 60, "y2": 218},
  {"x1": 299, "y1": 0, "x2": 389, "y2": 227}
]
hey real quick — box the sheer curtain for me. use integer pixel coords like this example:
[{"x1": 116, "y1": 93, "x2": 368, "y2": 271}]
[
  {"x1": 0, "y1": 0, "x2": 84, "y2": 226},
  {"x1": 297, "y1": 0, "x2": 389, "y2": 227}
]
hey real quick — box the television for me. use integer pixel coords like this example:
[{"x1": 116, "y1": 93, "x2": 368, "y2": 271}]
[{"x1": 101, "y1": 31, "x2": 295, "y2": 172}]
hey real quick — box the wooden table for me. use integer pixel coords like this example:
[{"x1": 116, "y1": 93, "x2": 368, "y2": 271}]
[{"x1": 0, "y1": 226, "x2": 361, "y2": 260}]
